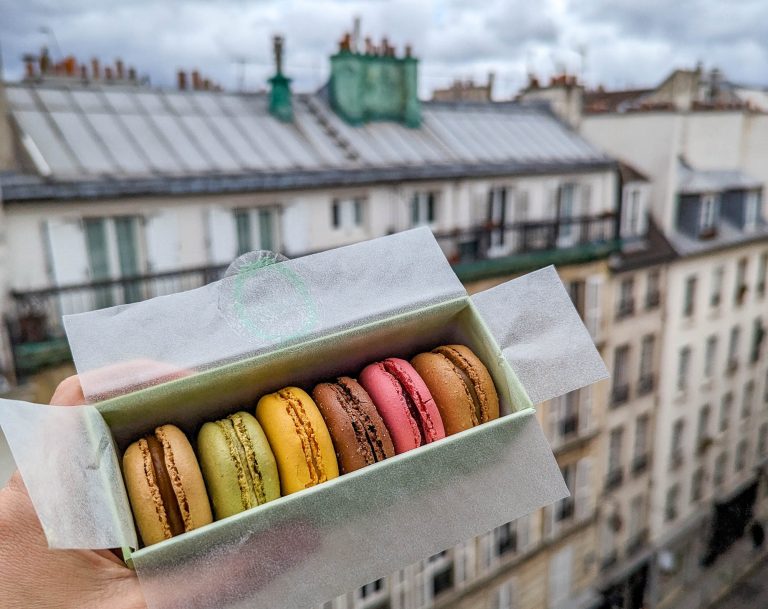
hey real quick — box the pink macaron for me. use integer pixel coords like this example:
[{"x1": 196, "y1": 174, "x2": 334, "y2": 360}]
[{"x1": 359, "y1": 358, "x2": 446, "y2": 454}]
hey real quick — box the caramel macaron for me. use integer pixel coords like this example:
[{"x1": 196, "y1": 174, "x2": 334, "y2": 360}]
[
  {"x1": 411, "y1": 345, "x2": 500, "y2": 436},
  {"x1": 123, "y1": 424, "x2": 213, "y2": 547}
]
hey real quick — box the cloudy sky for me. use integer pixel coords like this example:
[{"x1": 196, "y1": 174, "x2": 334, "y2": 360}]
[{"x1": 2, "y1": 0, "x2": 767, "y2": 98}]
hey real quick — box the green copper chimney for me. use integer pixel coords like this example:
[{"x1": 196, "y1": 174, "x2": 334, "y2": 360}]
[
  {"x1": 269, "y1": 35, "x2": 293, "y2": 122},
  {"x1": 329, "y1": 37, "x2": 421, "y2": 128}
]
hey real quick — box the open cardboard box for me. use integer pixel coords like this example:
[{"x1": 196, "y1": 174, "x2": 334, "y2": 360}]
[{"x1": 0, "y1": 229, "x2": 607, "y2": 609}]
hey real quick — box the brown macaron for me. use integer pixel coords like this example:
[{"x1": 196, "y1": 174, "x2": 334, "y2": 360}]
[
  {"x1": 123, "y1": 424, "x2": 213, "y2": 547},
  {"x1": 312, "y1": 377, "x2": 396, "y2": 474},
  {"x1": 411, "y1": 344, "x2": 500, "y2": 436}
]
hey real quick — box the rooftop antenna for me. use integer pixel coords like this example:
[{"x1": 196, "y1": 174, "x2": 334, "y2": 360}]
[
  {"x1": 231, "y1": 55, "x2": 258, "y2": 92},
  {"x1": 38, "y1": 26, "x2": 62, "y2": 61}
]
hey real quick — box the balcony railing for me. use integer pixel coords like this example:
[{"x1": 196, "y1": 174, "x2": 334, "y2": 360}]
[
  {"x1": 637, "y1": 374, "x2": 655, "y2": 396},
  {"x1": 605, "y1": 468, "x2": 624, "y2": 491},
  {"x1": 433, "y1": 213, "x2": 618, "y2": 268},
  {"x1": 645, "y1": 290, "x2": 661, "y2": 309},
  {"x1": 611, "y1": 384, "x2": 630, "y2": 407},
  {"x1": 616, "y1": 299, "x2": 635, "y2": 320},
  {"x1": 627, "y1": 529, "x2": 649, "y2": 556},
  {"x1": 7, "y1": 264, "x2": 228, "y2": 372},
  {"x1": 632, "y1": 453, "x2": 650, "y2": 476}
]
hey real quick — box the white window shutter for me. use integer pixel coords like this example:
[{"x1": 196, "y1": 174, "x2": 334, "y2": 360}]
[
  {"x1": 207, "y1": 207, "x2": 237, "y2": 265},
  {"x1": 517, "y1": 514, "x2": 531, "y2": 552},
  {"x1": 478, "y1": 531, "x2": 494, "y2": 573},
  {"x1": 585, "y1": 275, "x2": 603, "y2": 342},
  {"x1": 45, "y1": 218, "x2": 89, "y2": 286},
  {"x1": 579, "y1": 386, "x2": 592, "y2": 433},
  {"x1": 548, "y1": 547, "x2": 573, "y2": 609},
  {"x1": 145, "y1": 210, "x2": 181, "y2": 273},
  {"x1": 544, "y1": 504, "x2": 558, "y2": 541},
  {"x1": 575, "y1": 457, "x2": 594, "y2": 521}
]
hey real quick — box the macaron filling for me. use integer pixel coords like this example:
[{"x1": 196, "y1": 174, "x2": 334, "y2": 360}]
[
  {"x1": 279, "y1": 388, "x2": 328, "y2": 487},
  {"x1": 331, "y1": 380, "x2": 389, "y2": 464},
  {"x1": 215, "y1": 415, "x2": 266, "y2": 509},
  {"x1": 382, "y1": 360, "x2": 436, "y2": 444},
  {"x1": 144, "y1": 434, "x2": 185, "y2": 537}
]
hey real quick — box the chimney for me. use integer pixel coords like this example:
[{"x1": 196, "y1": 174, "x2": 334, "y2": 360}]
[
  {"x1": 39, "y1": 47, "x2": 51, "y2": 74},
  {"x1": 91, "y1": 58, "x2": 100, "y2": 79},
  {"x1": 116, "y1": 59, "x2": 124, "y2": 80},
  {"x1": 268, "y1": 35, "x2": 293, "y2": 122},
  {"x1": 191, "y1": 70, "x2": 201, "y2": 90},
  {"x1": 330, "y1": 33, "x2": 421, "y2": 127},
  {"x1": 104, "y1": 66, "x2": 113, "y2": 80},
  {"x1": 178, "y1": 70, "x2": 187, "y2": 90},
  {"x1": 352, "y1": 16, "x2": 361, "y2": 52},
  {"x1": 80, "y1": 65, "x2": 88, "y2": 80},
  {"x1": 128, "y1": 67, "x2": 136, "y2": 81},
  {"x1": 23, "y1": 54, "x2": 36, "y2": 79}
]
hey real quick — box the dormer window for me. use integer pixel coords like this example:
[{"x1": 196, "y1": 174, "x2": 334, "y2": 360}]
[
  {"x1": 699, "y1": 194, "x2": 719, "y2": 238},
  {"x1": 745, "y1": 191, "x2": 759, "y2": 231}
]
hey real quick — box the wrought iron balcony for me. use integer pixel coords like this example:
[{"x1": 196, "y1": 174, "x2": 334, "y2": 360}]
[
  {"x1": 8, "y1": 264, "x2": 228, "y2": 375},
  {"x1": 637, "y1": 374, "x2": 655, "y2": 396},
  {"x1": 611, "y1": 384, "x2": 630, "y2": 407},
  {"x1": 627, "y1": 529, "x2": 649, "y2": 556},
  {"x1": 433, "y1": 213, "x2": 619, "y2": 281},
  {"x1": 605, "y1": 468, "x2": 624, "y2": 491},
  {"x1": 632, "y1": 453, "x2": 650, "y2": 476}
]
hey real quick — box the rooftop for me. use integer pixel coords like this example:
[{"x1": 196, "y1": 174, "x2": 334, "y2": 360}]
[
  {"x1": 1, "y1": 80, "x2": 611, "y2": 201},
  {"x1": 677, "y1": 162, "x2": 762, "y2": 194}
]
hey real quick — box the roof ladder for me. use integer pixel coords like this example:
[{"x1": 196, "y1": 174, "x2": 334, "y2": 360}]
[{"x1": 303, "y1": 97, "x2": 359, "y2": 162}]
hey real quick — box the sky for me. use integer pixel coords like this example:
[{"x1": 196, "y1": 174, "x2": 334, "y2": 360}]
[{"x1": 1, "y1": 0, "x2": 767, "y2": 99}]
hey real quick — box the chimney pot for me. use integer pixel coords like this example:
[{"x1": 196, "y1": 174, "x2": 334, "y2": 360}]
[
  {"x1": 105, "y1": 66, "x2": 114, "y2": 80},
  {"x1": 80, "y1": 65, "x2": 88, "y2": 80},
  {"x1": 404, "y1": 44, "x2": 412, "y2": 58},
  {"x1": 128, "y1": 67, "x2": 136, "y2": 81},
  {"x1": 116, "y1": 59, "x2": 124, "y2": 79},
  {"x1": 203, "y1": 78, "x2": 211, "y2": 90},
  {"x1": 178, "y1": 70, "x2": 187, "y2": 90},
  {"x1": 364, "y1": 37, "x2": 373, "y2": 55},
  {"x1": 272, "y1": 35, "x2": 285, "y2": 75},
  {"x1": 91, "y1": 58, "x2": 100, "y2": 79},
  {"x1": 191, "y1": 70, "x2": 201, "y2": 90}
]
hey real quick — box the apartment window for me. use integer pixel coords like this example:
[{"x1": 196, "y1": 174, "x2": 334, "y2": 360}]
[
  {"x1": 720, "y1": 393, "x2": 733, "y2": 432},
  {"x1": 556, "y1": 465, "x2": 576, "y2": 521},
  {"x1": 745, "y1": 191, "x2": 760, "y2": 231},
  {"x1": 711, "y1": 266, "x2": 724, "y2": 307},
  {"x1": 411, "y1": 191, "x2": 437, "y2": 226},
  {"x1": 629, "y1": 494, "x2": 644, "y2": 540},
  {"x1": 704, "y1": 335, "x2": 718, "y2": 379},
  {"x1": 332, "y1": 197, "x2": 366, "y2": 230},
  {"x1": 700, "y1": 193, "x2": 718, "y2": 233},
  {"x1": 670, "y1": 419, "x2": 684, "y2": 470},
  {"x1": 714, "y1": 453, "x2": 727, "y2": 487},
  {"x1": 665, "y1": 484, "x2": 680, "y2": 522},
  {"x1": 491, "y1": 579, "x2": 515, "y2": 609},
  {"x1": 235, "y1": 208, "x2": 276, "y2": 256},
  {"x1": 735, "y1": 257, "x2": 748, "y2": 305},
  {"x1": 494, "y1": 522, "x2": 518, "y2": 557},
  {"x1": 757, "y1": 252, "x2": 767, "y2": 297},
  {"x1": 758, "y1": 423, "x2": 768, "y2": 459},
  {"x1": 607, "y1": 427, "x2": 624, "y2": 489},
  {"x1": 677, "y1": 346, "x2": 691, "y2": 392},
  {"x1": 84, "y1": 216, "x2": 142, "y2": 307},
  {"x1": 428, "y1": 551, "x2": 454, "y2": 599},
  {"x1": 557, "y1": 184, "x2": 577, "y2": 245},
  {"x1": 612, "y1": 345, "x2": 630, "y2": 405},
  {"x1": 728, "y1": 326, "x2": 741, "y2": 372},
  {"x1": 646, "y1": 270, "x2": 661, "y2": 309},
  {"x1": 751, "y1": 317, "x2": 765, "y2": 364},
  {"x1": 697, "y1": 405, "x2": 711, "y2": 451},
  {"x1": 765, "y1": 370, "x2": 768, "y2": 405},
  {"x1": 736, "y1": 440, "x2": 749, "y2": 473},
  {"x1": 691, "y1": 468, "x2": 705, "y2": 503},
  {"x1": 683, "y1": 275, "x2": 697, "y2": 318},
  {"x1": 633, "y1": 414, "x2": 649, "y2": 472},
  {"x1": 617, "y1": 277, "x2": 635, "y2": 318},
  {"x1": 487, "y1": 187, "x2": 508, "y2": 248},
  {"x1": 556, "y1": 391, "x2": 580, "y2": 439},
  {"x1": 638, "y1": 335, "x2": 655, "y2": 394},
  {"x1": 742, "y1": 381, "x2": 755, "y2": 419}
]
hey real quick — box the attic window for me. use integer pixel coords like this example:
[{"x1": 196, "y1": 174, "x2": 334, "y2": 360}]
[
  {"x1": 699, "y1": 194, "x2": 719, "y2": 237},
  {"x1": 745, "y1": 191, "x2": 759, "y2": 231}
]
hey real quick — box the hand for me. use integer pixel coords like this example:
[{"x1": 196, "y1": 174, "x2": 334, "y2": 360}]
[{"x1": 0, "y1": 375, "x2": 146, "y2": 609}]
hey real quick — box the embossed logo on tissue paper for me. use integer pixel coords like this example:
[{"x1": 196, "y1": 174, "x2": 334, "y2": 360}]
[{"x1": 218, "y1": 251, "x2": 319, "y2": 344}]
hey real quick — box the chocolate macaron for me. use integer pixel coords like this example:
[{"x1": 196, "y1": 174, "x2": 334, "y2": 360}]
[
  {"x1": 123, "y1": 424, "x2": 213, "y2": 547},
  {"x1": 313, "y1": 377, "x2": 395, "y2": 474},
  {"x1": 411, "y1": 345, "x2": 500, "y2": 436}
]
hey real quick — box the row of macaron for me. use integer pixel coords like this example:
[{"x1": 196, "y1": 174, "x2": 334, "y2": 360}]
[{"x1": 123, "y1": 344, "x2": 501, "y2": 547}]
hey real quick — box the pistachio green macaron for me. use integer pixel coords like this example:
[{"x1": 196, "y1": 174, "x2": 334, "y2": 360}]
[{"x1": 197, "y1": 411, "x2": 281, "y2": 520}]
